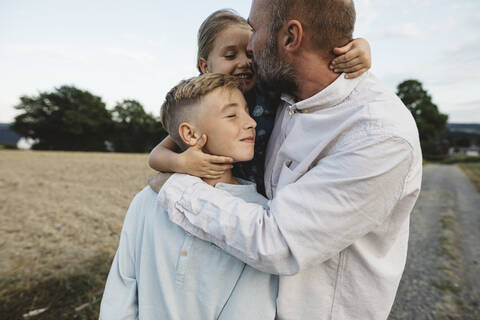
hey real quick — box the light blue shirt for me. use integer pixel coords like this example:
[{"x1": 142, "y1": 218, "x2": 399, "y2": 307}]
[{"x1": 100, "y1": 181, "x2": 278, "y2": 320}]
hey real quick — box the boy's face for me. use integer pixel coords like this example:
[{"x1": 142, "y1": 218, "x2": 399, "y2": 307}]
[{"x1": 197, "y1": 87, "x2": 256, "y2": 162}]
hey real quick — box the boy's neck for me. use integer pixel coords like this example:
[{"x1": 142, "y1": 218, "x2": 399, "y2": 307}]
[{"x1": 203, "y1": 169, "x2": 240, "y2": 187}]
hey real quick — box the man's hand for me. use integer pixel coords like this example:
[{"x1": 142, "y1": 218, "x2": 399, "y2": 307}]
[{"x1": 148, "y1": 172, "x2": 173, "y2": 193}]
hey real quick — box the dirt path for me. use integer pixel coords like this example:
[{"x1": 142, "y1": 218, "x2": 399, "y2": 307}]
[{"x1": 389, "y1": 165, "x2": 480, "y2": 319}]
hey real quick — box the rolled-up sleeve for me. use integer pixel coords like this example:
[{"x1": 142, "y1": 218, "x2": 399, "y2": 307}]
[{"x1": 159, "y1": 135, "x2": 413, "y2": 275}]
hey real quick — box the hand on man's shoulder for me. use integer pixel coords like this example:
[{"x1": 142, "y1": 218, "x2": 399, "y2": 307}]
[{"x1": 148, "y1": 172, "x2": 173, "y2": 193}]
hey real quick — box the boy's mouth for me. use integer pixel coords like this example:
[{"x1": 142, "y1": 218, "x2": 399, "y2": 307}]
[{"x1": 240, "y1": 135, "x2": 255, "y2": 143}]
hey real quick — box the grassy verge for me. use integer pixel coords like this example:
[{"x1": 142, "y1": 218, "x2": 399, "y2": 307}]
[
  {"x1": 440, "y1": 156, "x2": 480, "y2": 165},
  {"x1": 433, "y1": 207, "x2": 464, "y2": 317},
  {"x1": 0, "y1": 252, "x2": 112, "y2": 320},
  {"x1": 458, "y1": 163, "x2": 480, "y2": 192}
]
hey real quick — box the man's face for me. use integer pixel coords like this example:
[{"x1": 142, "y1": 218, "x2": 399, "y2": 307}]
[
  {"x1": 197, "y1": 87, "x2": 256, "y2": 162},
  {"x1": 247, "y1": 0, "x2": 298, "y2": 94}
]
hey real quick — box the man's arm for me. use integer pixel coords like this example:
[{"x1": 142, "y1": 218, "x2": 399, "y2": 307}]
[{"x1": 159, "y1": 135, "x2": 414, "y2": 275}]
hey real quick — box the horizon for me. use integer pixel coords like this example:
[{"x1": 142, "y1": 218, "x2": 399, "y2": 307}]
[{"x1": 1, "y1": 0, "x2": 479, "y2": 123}]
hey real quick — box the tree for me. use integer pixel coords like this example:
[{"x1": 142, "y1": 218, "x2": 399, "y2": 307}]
[
  {"x1": 396, "y1": 80, "x2": 448, "y2": 157},
  {"x1": 12, "y1": 86, "x2": 113, "y2": 151},
  {"x1": 110, "y1": 100, "x2": 167, "y2": 153}
]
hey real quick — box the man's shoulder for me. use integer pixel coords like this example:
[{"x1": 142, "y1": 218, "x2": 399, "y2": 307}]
[
  {"x1": 352, "y1": 73, "x2": 404, "y2": 110},
  {"x1": 346, "y1": 73, "x2": 419, "y2": 142}
]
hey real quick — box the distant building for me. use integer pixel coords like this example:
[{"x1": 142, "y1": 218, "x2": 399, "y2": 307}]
[
  {"x1": 0, "y1": 123, "x2": 21, "y2": 147},
  {"x1": 0, "y1": 123, "x2": 34, "y2": 149},
  {"x1": 450, "y1": 145, "x2": 480, "y2": 157},
  {"x1": 465, "y1": 146, "x2": 480, "y2": 157}
]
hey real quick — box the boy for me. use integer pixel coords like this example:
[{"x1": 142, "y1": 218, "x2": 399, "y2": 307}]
[{"x1": 99, "y1": 73, "x2": 277, "y2": 320}]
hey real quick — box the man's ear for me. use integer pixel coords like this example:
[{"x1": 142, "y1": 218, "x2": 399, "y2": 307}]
[
  {"x1": 178, "y1": 122, "x2": 200, "y2": 147},
  {"x1": 198, "y1": 58, "x2": 209, "y2": 74},
  {"x1": 280, "y1": 20, "x2": 303, "y2": 53}
]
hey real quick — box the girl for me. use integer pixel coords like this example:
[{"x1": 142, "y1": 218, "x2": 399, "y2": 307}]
[{"x1": 148, "y1": 9, "x2": 371, "y2": 195}]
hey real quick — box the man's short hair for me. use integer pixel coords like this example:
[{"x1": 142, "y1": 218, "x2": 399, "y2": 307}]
[
  {"x1": 161, "y1": 73, "x2": 241, "y2": 150},
  {"x1": 269, "y1": 0, "x2": 356, "y2": 52}
]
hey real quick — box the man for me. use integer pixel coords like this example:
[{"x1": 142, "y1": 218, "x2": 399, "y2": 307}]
[{"x1": 153, "y1": 0, "x2": 422, "y2": 319}]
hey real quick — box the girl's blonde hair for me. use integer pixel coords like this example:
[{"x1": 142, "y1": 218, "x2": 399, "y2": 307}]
[{"x1": 197, "y1": 9, "x2": 250, "y2": 73}]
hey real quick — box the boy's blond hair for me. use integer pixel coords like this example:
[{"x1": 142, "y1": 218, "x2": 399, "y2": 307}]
[{"x1": 161, "y1": 73, "x2": 240, "y2": 150}]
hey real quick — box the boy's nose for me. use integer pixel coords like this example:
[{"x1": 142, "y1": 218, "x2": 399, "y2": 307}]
[{"x1": 245, "y1": 116, "x2": 257, "y2": 129}]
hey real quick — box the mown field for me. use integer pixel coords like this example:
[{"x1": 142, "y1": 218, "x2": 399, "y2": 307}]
[
  {"x1": 0, "y1": 150, "x2": 156, "y2": 319},
  {"x1": 1, "y1": 151, "x2": 479, "y2": 319}
]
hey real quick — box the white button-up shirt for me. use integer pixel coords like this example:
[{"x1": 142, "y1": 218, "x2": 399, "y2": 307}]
[{"x1": 158, "y1": 72, "x2": 422, "y2": 320}]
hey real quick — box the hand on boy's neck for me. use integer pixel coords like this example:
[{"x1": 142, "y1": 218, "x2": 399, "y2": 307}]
[{"x1": 179, "y1": 133, "x2": 237, "y2": 187}]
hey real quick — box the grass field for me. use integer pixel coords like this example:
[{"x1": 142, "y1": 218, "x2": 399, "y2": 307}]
[
  {"x1": 459, "y1": 163, "x2": 480, "y2": 192},
  {"x1": 0, "y1": 150, "x2": 156, "y2": 319},
  {"x1": 1, "y1": 151, "x2": 479, "y2": 319}
]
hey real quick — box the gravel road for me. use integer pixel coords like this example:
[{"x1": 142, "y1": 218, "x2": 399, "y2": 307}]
[{"x1": 389, "y1": 165, "x2": 480, "y2": 319}]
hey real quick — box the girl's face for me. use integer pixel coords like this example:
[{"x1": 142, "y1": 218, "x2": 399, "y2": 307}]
[{"x1": 200, "y1": 25, "x2": 256, "y2": 93}]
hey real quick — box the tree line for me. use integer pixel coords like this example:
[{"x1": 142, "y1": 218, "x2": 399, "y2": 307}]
[
  {"x1": 12, "y1": 86, "x2": 167, "y2": 152},
  {"x1": 396, "y1": 79, "x2": 448, "y2": 159},
  {"x1": 12, "y1": 81, "x2": 449, "y2": 158}
]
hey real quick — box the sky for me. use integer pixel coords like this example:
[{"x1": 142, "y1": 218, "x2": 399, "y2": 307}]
[{"x1": 1, "y1": 0, "x2": 479, "y2": 123}]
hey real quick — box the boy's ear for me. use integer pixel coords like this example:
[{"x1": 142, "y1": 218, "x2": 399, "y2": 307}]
[
  {"x1": 178, "y1": 122, "x2": 200, "y2": 147},
  {"x1": 198, "y1": 58, "x2": 209, "y2": 74},
  {"x1": 280, "y1": 20, "x2": 303, "y2": 53}
]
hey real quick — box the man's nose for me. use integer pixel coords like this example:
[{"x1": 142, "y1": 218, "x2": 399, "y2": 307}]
[{"x1": 247, "y1": 38, "x2": 254, "y2": 55}]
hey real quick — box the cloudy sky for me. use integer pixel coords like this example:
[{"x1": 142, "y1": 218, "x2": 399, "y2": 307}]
[{"x1": 1, "y1": 0, "x2": 479, "y2": 123}]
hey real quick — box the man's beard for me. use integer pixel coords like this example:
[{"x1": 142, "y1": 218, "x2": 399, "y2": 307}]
[{"x1": 254, "y1": 32, "x2": 298, "y2": 96}]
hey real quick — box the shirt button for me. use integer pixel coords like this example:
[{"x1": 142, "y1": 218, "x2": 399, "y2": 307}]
[{"x1": 181, "y1": 251, "x2": 188, "y2": 256}]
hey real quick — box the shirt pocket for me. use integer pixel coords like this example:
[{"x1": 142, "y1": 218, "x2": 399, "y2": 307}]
[
  {"x1": 175, "y1": 233, "x2": 194, "y2": 287},
  {"x1": 276, "y1": 160, "x2": 298, "y2": 191}
]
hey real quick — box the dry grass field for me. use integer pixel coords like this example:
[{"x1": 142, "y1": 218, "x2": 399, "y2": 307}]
[
  {"x1": 1, "y1": 151, "x2": 479, "y2": 319},
  {"x1": 0, "y1": 150, "x2": 156, "y2": 319}
]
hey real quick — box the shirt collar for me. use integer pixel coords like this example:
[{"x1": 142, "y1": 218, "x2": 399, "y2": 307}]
[
  {"x1": 280, "y1": 72, "x2": 366, "y2": 111},
  {"x1": 215, "y1": 178, "x2": 257, "y2": 197}
]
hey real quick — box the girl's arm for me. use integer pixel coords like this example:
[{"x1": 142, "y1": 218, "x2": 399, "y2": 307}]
[
  {"x1": 148, "y1": 135, "x2": 233, "y2": 179},
  {"x1": 330, "y1": 38, "x2": 371, "y2": 79}
]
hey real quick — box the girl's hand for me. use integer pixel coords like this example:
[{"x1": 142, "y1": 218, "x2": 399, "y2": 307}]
[
  {"x1": 330, "y1": 38, "x2": 371, "y2": 79},
  {"x1": 178, "y1": 135, "x2": 234, "y2": 179}
]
